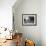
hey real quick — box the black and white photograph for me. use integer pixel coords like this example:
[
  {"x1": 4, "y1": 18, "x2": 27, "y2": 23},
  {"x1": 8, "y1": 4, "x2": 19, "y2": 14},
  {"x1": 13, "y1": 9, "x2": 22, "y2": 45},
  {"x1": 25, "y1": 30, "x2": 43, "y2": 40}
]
[{"x1": 22, "y1": 14, "x2": 37, "y2": 26}]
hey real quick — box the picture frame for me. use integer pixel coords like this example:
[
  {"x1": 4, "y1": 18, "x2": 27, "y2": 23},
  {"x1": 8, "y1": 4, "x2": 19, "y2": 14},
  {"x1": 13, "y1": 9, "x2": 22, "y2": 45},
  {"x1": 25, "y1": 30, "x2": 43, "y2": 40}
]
[{"x1": 22, "y1": 14, "x2": 37, "y2": 26}]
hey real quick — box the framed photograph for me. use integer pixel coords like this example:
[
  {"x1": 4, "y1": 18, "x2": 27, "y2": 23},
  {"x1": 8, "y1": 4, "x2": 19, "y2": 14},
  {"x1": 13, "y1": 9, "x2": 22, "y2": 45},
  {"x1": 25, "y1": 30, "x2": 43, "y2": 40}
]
[{"x1": 22, "y1": 14, "x2": 37, "y2": 26}]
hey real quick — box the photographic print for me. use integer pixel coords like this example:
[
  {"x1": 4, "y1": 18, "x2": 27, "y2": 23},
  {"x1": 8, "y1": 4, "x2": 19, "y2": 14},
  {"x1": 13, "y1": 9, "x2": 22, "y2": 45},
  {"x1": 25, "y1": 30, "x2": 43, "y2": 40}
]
[{"x1": 22, "y1": 14, "x2": 37, "y2": 26}]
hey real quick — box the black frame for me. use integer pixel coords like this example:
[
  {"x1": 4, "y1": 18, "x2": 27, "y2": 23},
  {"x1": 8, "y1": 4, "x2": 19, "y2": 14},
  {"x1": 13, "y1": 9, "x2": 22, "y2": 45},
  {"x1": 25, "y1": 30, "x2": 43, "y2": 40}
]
[{"x1": 22, "y1": 14, "x2": 37, "y2": 26}]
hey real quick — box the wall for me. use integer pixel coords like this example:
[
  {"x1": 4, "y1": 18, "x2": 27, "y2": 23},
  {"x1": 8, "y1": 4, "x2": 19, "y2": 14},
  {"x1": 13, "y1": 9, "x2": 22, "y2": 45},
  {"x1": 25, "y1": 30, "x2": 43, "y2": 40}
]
[
  {"x1": 41, "y1": 0, "x2": 46, "y2": 46},
  {"x1": 0, "y1": 0, "x2": 16, "y2": 30},
  {"x1": 13, "y1": 0, "x2": 41, "y2": 46}
]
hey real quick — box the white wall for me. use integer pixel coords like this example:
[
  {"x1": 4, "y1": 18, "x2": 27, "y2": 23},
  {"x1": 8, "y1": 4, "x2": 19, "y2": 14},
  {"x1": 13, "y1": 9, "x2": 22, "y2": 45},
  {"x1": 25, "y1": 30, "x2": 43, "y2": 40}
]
[
  {"x1": 41, "y1": 0, "x2": 46, "y2": 46},
  {"x1": 0, "y1": 0, "x2": 16, "y2": 30},
  {"x1": 13, "y1": 0, "x2": 41, "y2": 46}
]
